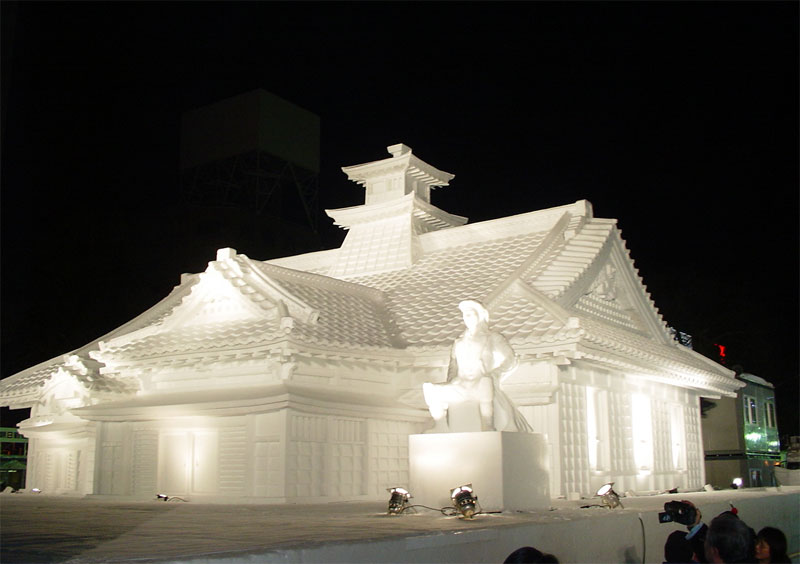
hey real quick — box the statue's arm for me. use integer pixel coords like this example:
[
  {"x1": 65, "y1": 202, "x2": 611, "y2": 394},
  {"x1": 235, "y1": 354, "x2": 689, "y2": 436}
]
[
  {"x1": 446, "y1": 344, "x2": 459, "y2": 382},
  {"x1": 490, "y1": 332, "x2": 518, "y2": 377}
]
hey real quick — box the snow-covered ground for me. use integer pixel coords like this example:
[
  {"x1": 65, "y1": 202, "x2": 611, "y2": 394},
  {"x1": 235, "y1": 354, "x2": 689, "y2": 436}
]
[{"x1": 1, "y1": 487, "x2": 798, "y2": 563}]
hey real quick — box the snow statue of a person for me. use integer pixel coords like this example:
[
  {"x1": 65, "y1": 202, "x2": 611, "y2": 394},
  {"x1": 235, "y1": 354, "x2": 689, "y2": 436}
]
[{"x1": 422, "y1": 300, "x2": 533, "y2": 433}]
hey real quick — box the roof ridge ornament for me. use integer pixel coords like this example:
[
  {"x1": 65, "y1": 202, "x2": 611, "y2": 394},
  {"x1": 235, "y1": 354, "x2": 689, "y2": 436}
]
[
  {"x1": 387, "y1": 143, "x2": 412, "y2": 157},
  {"x1": 340, "y1": 143, "x2": 455, "y2": 206},
  {"x1": 216, "y1": 247, "x2": 237, "y2": 261},
  {"x1": 327, "y1": 144, "x2": 465, "y2": 277}
]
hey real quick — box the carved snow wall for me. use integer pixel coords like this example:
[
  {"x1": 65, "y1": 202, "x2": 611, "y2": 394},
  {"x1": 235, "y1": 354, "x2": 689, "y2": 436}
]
[
  {"x1": 85, "y1": 410, "x2": 423, "y2": 502},
  {"x1": 520, "y1": 362, "x2": 705, "y2": 498}
]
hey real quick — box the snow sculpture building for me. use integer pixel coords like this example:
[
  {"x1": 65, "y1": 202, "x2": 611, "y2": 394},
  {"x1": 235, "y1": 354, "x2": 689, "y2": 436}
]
[{"x1": 0, "y1": 144, "x2": 742, "y2": 501}]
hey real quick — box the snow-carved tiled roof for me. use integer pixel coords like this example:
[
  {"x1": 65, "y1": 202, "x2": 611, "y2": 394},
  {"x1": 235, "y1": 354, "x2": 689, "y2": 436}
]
[
  {"x1": 1, "y1": 145, "x2": 740, "y2": 406},
  {"x1": 268, "y1": 191, "x2": 736, "y2": 395},
  {"x1": 344, "y1": 230, "x2": 551, "y2": 347},
  {"x1": 254, "y1": 264, "x2": 404, "y2": 348},
  {"x1": 96, "y1": 318, "x2": 280, "y2": 359},
  {"x1": 90, "y1": 252, "x2": 406, "y2": 372},
  {"x1": 283, "y1": 202, "x2": 663, "y2": 351},
  {"x1": 1, "y1": 353, "x2": 138, "y2": 405},
  {"x1": 575, "y1": 316, "x2": 741, "y2": 396},
  {"x1": 0, "y1": 280, "x2": 198, "y2": 404}
]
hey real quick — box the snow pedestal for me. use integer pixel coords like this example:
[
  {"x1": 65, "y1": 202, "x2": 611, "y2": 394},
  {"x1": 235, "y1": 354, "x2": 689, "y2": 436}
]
[{"x1": 408, "y1": 431, "x2": 550, "y2": 512}]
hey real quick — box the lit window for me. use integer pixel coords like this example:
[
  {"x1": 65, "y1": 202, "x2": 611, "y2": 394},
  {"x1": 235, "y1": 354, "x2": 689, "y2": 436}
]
[
  {"x1": 586, "y1": 387, "x2": 599, "y2": 470},
  {"x1": 586, "y1": 387, "x2": 609, "y2": 471},
  {"x1": 743, "y1": 396, "x2": 758, "y2": 425},
  {"x1": 631, "y1": 393, "x2": 653, "y2": 472},
  {"x1": 670, "y1": 405, "x2": 686, "y2": 471},
  {"x1": 765, "y1": 400, "x2": 776, "y2": 428}
]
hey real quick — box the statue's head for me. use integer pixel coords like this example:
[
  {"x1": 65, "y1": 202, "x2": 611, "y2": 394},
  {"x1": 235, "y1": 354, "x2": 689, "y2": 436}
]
[{"x1": 458, "y1": 300, "x2": 489, "y2": 331}]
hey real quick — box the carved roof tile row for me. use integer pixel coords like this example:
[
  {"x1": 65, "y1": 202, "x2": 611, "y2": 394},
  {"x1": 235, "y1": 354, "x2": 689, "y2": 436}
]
[{"x1": 1, "y1": 198, "x2": 740, "y2": 402}]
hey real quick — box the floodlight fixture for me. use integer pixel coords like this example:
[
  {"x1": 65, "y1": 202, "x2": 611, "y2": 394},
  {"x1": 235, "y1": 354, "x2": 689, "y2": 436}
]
[
  {"x1": 450, "y1": 484, "x2": 478, "y2": 519},
  {"x1": 731, "y1": 477, "x2": 743, "y2": 489},
  {"x1": 596, "y1": 482, "x2": 623, "y2": 509},
  {"x1": 387, "y1": 487, "x2": 411, "y2": 514}
]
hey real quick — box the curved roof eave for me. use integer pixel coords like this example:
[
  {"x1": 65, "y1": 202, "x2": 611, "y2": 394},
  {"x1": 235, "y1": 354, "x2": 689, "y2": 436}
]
[{"x1": 0, "y1": 275, "x2": 200, "y2": 401}]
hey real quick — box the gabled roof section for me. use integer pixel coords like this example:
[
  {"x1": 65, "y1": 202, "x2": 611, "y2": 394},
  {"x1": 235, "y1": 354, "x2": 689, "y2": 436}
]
[
  {"x1": 0, "y1": 279, "x2": 197, "y2": 407},
  {"x1": 0, "y1": 354, "x2": 138, "y2": 408},
  {"x1": 556, "y1": 222, "x2": 672, "y2": 344},
  {"x1": 158, "y1": 247, "x2": 319, "y2": 331},
  {"x1": 491, "y1": 211, "x2": 674, "y2": 344},
  {"x1": 0, "y1": 245, "x2": 411, "y2": 405},
  {"x1": 92, "y1": 249, "x2": 407, "y2": 370},
  {"x1": 337, "y1": 202, "x2": 592, "y2": 347},
  {"x1": 92, "y1": 248, "x2": 314, "y2": 363},
  {"x1": 278, "y1": 196, "x2": 734, "y2": 395},
  {"x1": 471, "y1": 203, "x2": 671, "y2": 344}
]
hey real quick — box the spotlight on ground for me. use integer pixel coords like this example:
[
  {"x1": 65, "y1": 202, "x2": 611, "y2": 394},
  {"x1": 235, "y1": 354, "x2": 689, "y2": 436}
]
[
  {"x1": 731, "y1": 477, "x2": 743, "y2": 489},
  {"x1": 450, "y1": 484, "x2": 478, "y2": 519},
  {"x1": 387, "y1": 487, "x2": 411, "y2": 514},
  {"x1": 596, "y1": 482, "x2": 623, "y2": 509}
]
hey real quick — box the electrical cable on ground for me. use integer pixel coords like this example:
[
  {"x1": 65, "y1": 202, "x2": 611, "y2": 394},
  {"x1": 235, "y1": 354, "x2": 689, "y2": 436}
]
[{"x1": 395, "y1": 503, "x2": 488, "y2": 518}]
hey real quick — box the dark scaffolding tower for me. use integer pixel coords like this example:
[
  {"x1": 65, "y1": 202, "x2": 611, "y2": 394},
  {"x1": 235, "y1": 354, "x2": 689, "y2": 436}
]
[{"x1": 179, "y1": 90, "x2": 321, "y2": 253}]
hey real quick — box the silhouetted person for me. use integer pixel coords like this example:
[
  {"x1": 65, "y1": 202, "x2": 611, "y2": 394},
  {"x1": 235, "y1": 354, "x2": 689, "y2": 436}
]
[
  {"x1": 680, "y1": 500, "x2": 709, "y2": 562},
  {"x1": 504, "y1": 546, "x2": 559, "y2": 563},
  {"x1": 704, "y1": 513, "x2": 756, "y2": 563},
  {"x1": 665, "y1": 529, "x2": 696, "y2": 563},
  {"x1": 755, "y1": 527, "x2": 790, "y2": 564}
]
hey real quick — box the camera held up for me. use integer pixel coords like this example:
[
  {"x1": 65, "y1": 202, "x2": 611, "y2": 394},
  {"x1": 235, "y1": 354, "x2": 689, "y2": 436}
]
[{"x1": 658, "y1": 501, "x2": 697, "y2": 526}]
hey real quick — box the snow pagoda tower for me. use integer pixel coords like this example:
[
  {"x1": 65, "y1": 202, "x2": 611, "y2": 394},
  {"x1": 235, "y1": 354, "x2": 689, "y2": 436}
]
[{"x1": 0, "y1": 144, "x2": 742, "y2": 502}]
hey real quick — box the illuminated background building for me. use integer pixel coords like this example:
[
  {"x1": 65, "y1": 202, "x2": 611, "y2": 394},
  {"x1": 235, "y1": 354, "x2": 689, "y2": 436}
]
[
  {"x1": 703, "y1": 373, "x2": 781, "y2": 488},
  {"x1": 0, "y1": 427, "x2": 28, "y2": 491}
]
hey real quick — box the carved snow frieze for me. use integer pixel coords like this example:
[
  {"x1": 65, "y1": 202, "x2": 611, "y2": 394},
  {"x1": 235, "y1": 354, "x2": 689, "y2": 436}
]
[{"x1": 588, "y1": 264, "x2": 618, "y2": 301}]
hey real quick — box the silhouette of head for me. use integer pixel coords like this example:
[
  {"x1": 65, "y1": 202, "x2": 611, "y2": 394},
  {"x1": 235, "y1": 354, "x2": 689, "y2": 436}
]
[
  {"x1": 756, "y1": 526, "x2": 790, "y2": 563},
  {"x1": 504, "y1": 546, "x2": 559, "y2": 563},
  {"x1": 705, "y1": 513, "x2": 755, "y2": 563}
]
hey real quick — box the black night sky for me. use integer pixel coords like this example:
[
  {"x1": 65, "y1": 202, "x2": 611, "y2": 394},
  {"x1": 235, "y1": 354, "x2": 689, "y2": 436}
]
[{"x1": 1, "y1": 3, "x2": 798, "y2": 437}]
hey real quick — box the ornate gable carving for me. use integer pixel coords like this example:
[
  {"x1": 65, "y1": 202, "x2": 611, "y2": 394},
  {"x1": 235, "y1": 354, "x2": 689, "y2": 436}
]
[
  {"x1": 569, "y1": 240, "x2": 670, "y2": 342},
  {"x1": 165, "y1": 267, "x2": 270, "y2": 328},
  {"x1": 587, "y1": 263, "x2": 618, "y2": 301}
]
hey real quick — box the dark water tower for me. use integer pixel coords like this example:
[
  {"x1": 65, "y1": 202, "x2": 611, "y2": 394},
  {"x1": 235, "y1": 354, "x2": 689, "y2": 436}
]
[{"x1": 179, "y1": 90, "x2": 321, "y2": 240}]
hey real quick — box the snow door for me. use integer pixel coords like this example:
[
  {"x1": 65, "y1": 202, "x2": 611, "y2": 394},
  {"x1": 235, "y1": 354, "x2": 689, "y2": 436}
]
[{"x1": 158, "y1": 430, "x2": 219, "y2": 496}]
